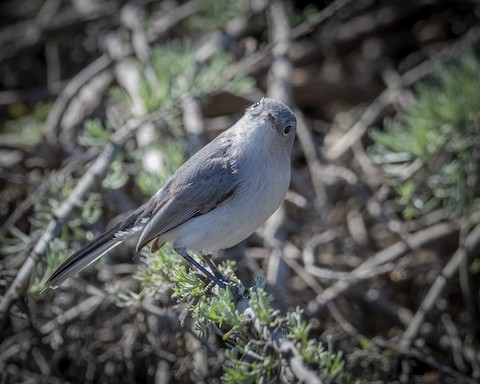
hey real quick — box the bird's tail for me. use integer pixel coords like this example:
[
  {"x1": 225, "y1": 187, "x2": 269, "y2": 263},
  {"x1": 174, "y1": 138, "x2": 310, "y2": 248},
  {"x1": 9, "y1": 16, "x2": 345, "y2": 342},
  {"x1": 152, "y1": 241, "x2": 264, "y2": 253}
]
[{"x1": 46, "y1": 213, "x2": 143, "y2": 289}]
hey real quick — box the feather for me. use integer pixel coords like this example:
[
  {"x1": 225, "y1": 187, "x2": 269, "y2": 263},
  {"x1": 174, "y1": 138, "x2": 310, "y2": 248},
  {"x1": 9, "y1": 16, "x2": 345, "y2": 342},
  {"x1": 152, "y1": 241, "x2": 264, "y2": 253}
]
[{"x1": 46, "y1": 212, "x2": 142, "y2": 288}]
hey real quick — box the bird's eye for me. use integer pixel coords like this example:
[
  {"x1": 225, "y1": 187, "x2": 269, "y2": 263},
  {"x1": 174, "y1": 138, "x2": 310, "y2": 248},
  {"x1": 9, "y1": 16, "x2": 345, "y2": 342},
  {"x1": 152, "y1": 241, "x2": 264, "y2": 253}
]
[
  {"x1": 252, "y1": 97, "x2": 265, "y2": 110},
  {"x1": 283, "y1": 125, "x2": 292, "y2": 135}
]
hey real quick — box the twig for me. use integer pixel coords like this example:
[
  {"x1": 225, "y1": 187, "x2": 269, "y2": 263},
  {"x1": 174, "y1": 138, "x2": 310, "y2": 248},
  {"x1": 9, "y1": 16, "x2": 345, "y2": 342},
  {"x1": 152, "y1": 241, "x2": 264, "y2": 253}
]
[
  {"x1": 39, "y1": 294, "x2": 104, "y2": 335},
  {"x1": 223, "y1": 0, "x2": 351, "y2": 83},
  {"x1": 441, "y1": 313, "x2": 467, "y2": 372},
  {"x1": 142, "y1": 301, "x2": 219, "y2": 355},
  {"x1": 0, "y1": 108, "x2": 169, "y2": 331},
  {"x1": 346, "y1": 209, "x2": 369, "y2": 247},
  {"x1": 44, "y1": 1, "x2": 197, "y2": 147},
  {"x1": 146, "y1": 1, "x2": 196, "y2": 41},
  {"x1": 308, "y1": 262, "x2": 398, "y2": 282},
  {"x1": 264, "y1": 0, "x2": 293, "y2": 309},
  {"x1": 373, "y1": 337, "x2": 478, "y2": 384},
  {"x1": 0, "y1": 149, "x2": 99, "y2": 239},
  {"x1": 399, "y1": 223, "x2": 480, "y2": 350},
  {"x1": 240, "y1": 301, "x2": 324, "y2": 384},
  {"x1": 45, "y1": 54, "x2": 113, "y2": 144},
  {"x1": 283, "y1": 244, "x2": 358, "y2": 336},
  {"x1": 326, "y1": 89, "x2": 395, "y2": 160},
  {"x1": 180, "y1": 93, "x2": 206, "y2": 155},
  {"x1": 267, "y1": 0, "x2": 292, "y2": 102},
  {"x1": 290, "y1": 0, "x2": 352, "y2": 39},
  {"x1": 326, "y1": 23, "x2": 480, "y2": 160},
  {"x1": 280, "y1": 341, "x2": 324, "y2": 384},
  {"x1": 294, "y1": 110, "x2": 331, "y2": 216},
  {"x1": 351, "y1": 140, "x2": 381, "y2": 188},
  {"x1": 0, "y1": 144, "x2": 120, "y2": 330},
  {"x1": 306, "y1": 222, "x2": 459, "y2": 314}
]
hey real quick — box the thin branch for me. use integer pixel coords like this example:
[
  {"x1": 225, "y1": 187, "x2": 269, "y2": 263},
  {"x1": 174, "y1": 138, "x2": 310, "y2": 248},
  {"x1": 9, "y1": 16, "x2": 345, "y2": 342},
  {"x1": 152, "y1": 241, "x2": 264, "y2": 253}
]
[
  {"x1": 39, "y1": 294, "x2": 104, "y2": 335},
  {"x1": 0, "y1": 109, "x2": 169, "y2": 331},
  {"x1": 0, "y1": 145, "x2": 120, "y2": 330},
  {"x1": 306, "y1": 222, "x2": 459, "y2": 314},
  {"x1": 180, "y1": 93, "x2": 206, "y2": 155},
  {"x1": 44, "y1": 54, "x2": 113, "y2": 144},
  {"x1": 374, "y1": 337, "x2": 478, "y2": 384},
  {"x1": 400, "y1": 223, "x2": 480, "y2": 350},
  {"x1": 326, "y1": 23, "x2": 480, "y2": 160},
  {"x1": 223, "y1": 0, "x2": 352, "y2": 83},
  {"x1": 294, "y1": 110, "x2": 331, "y2": 216},
  {"x1": 264, "y1": 0, "x2": 293, "y2": 308},
  {"x1": 240, "y1": 301, "x2": 324, "y2": 384}
]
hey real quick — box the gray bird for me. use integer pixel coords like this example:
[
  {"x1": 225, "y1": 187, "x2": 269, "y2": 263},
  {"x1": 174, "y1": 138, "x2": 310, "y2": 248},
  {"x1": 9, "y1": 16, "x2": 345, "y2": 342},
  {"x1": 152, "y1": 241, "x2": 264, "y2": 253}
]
[{"x1": 46, "y1": 97, "x2": 297, "y2": 289}]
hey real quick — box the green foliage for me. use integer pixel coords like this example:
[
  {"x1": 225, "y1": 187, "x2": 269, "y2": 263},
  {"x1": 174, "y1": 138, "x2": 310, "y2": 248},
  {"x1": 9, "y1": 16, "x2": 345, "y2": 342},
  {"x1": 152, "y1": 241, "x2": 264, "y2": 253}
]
[
  {"x1": 36, "y1": 173, "x2": 102, "y2": 280},
  {"x1": 12, "y1": 172, "x2": 104, "y2": 294},
  {"x1": 196, "y1": 287, "x2": 244, "y2": 336},
  {"x1": 78, "y1": 119, "x2": 112, "y2": 147},
  {"x1": 223, "y1": 347, "x2": 280, "y2": 384},
  {"x1": 139, "y1": 44, "x2": 191, "y2": 112},
  {"x1": 134, "y1": 140, "x2": 185, "y2": 196},
  {"x1": 138, "y1": 42, "x2": 254, "y2": 113},
  {"x1": 371, "y1": 52, "x2": 480, "y2": 218},
  {"x1": 291, "y1": 4, "x2": 319, "y2": 28},
  {"x1": 79, "y1": 119, "x2": 129, "y2": 188},
  {"x1": 287, "y1": 308, "x2": 313, "y2": 359},
  {"x1": 220, "y1": 302, "x2": 360, "y2": 384},
  {"x1": 248, "y1": 287, "x2": 274, "y2": 325},
  {"x1": 471, "y1": 258, "x2": 480, "y2": 274},
  {"x1": 2, "y1": 102, "x2": 49, "y2": 148},
  {"x1": 135, "y1": 244, "x2": 207, "y2": 300},
  {"x1": 134, "y1": 244, "x2": 360, "y2": 383},
  {"x1": 287, "y1": 309, "x2": 361, "y2": 382},
  {"x1": 0, "y1": 226, "x2": 32, "y2": 254},
  {"x1": 102, "y1": 156, "x2": 129, "y2": 190},
  {"x1": 30, "y1": 238, "x2": 71, "y2": 294},
  {"x1": 189, "y1": 0, "x2": 249, "y2": 32}
]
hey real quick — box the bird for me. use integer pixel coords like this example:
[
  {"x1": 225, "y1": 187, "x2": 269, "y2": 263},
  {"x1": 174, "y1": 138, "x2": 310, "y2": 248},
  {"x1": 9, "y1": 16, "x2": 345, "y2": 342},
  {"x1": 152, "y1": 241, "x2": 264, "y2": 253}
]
[{"x1": 46, "y1": 97, "x2": 297, "y2": 289}]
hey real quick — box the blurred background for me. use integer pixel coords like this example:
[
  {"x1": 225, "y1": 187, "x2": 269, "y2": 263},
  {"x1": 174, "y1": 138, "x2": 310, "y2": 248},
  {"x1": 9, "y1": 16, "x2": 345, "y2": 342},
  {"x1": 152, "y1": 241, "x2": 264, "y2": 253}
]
[{"x1": 1, "y1": 0, "x2": 479, "y2": 383}]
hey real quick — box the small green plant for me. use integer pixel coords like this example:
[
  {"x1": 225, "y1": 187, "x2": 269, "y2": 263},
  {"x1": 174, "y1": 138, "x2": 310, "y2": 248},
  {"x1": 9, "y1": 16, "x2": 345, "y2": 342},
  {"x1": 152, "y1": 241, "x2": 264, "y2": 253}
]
[
  {"x1": 2, "y1": 171, "x2": 104, "y2": 294},
  {"x1": 138, "y1": 42, "x2": 254, "y2": 113},
  {"x1": 131, "y1": 245, "x2": 361, "y2": 383},
  {"x1": 78, "y1": 118, "x2": 113, "y2": 148},
  {"x1": 134, "y1": 140, "x2": 185, "y2": 196},
  {"x1": 2, "y1": 102, "x2": 49, "y2": 148},
  {"x1": 188, "y1": 0, "x2": 249, "y2": 32},
  {"x1": 291, "y1": 4, "x2": 320, "y2": 28},
  {"x1": 102, "y1": 156, "x2": 129, "y2": 190},
  {"x1": 135, "y1": 244, "x2": 208, "y2": 301},
  {"x1": 371, "y1": 52, "x2": 480, "y2": 219},
  {"x1": 78, "y1": 119, "x2": 129, "y2": 189},
  {"x1": 29, "y1": 238, "x2": 72, "y2": 294}
]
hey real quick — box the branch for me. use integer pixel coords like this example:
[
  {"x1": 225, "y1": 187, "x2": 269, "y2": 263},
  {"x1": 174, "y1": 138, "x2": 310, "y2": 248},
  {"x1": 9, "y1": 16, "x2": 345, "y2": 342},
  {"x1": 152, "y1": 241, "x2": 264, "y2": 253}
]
[
  {"x1": 0, "y1": 145, "x2": 119, "y2": 330},
  {"x1": 306, "y1": 222, "x2": 459, "y2": 314},
  {"x1": 0, "y1": 109, "x2": 169, "y2": 331},
  {"x1": 400, "y1": 223, "x2": 480, "y2": 349},
  {"x1": 326, "y1": 24, "x2": 480, "y2": 160}
]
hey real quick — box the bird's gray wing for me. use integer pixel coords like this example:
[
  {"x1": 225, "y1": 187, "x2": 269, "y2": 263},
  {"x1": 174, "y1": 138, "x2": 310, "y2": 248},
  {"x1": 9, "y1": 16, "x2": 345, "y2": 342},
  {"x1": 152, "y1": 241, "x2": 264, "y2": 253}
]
[{"x1": 136, "y1": 134, "x2": 238, "y2": 251}]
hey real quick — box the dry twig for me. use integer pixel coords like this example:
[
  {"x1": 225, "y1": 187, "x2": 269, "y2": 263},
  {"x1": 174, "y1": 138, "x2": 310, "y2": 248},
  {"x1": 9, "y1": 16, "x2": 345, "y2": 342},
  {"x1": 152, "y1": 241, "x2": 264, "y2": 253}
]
[{"x1": 307, "y1": 222, "x2": 459, "y2": 314}]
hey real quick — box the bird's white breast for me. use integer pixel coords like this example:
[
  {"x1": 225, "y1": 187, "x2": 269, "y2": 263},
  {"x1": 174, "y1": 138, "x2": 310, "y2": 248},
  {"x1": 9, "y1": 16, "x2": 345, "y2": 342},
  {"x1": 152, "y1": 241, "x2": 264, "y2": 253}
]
[{"x1": 163, "y1": 123, "x2": 291, "y2": 252}]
